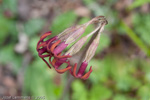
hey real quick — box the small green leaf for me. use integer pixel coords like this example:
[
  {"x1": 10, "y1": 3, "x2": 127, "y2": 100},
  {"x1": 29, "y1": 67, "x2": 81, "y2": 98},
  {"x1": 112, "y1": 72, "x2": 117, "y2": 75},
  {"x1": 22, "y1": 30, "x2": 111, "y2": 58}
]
[
  {"x1": 128, "y1": 0, "x2": 150, "y2": 10},
  {"x1": 24, "y1": 18, "x2": 45, "y2": 37},
  {"x1": 28, "y1": 36, "x2": 39, "y2": 57},
  {"x1": 0, "y1": 14, "x2": 12, "y2": 43},
  {"x1": 133, "y1": 14, "x2": 150, "y2": 46},
  {"x1": 50, "y1": 11, "x2": 77, "y2": 35},
  {"x1": 0, "y1": 45, "x2": 22, "y2": 72},
  {"x1": 88, "y1": 59, "x2": 108, "y2": 83},
  {"x1": 72, "y1": 80, "x2": 88, "y2": 100},
  {"x1": 2, "y1": 0, "x2": 18, "y2": 14},
  {"x1": 23, "y1": 59, "x2": 61, "y2": 100},
  {"x1": 120, "y1": 21, "x2": 150, "y2": 56},
  {"x1": 137, "y1": 85, "x2": 150, "y2": 100},
  {"x1": 90, "y1": 84, "x2": 112, "y2": 100},
  {"x1": 113, "y1": 94, "x2": 128, "y2": 100},
  {"x1": 83, "y1": 0, "x2": 95, "y2": 5}
]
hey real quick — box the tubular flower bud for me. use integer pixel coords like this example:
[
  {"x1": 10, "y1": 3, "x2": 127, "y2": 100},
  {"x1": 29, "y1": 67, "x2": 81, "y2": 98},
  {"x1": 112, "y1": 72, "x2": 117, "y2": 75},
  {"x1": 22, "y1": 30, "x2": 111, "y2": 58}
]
[
  {"x1": 65, "y1": 36, "x2": 88, "y2": 56},
  {"x1": 70, "y1": 30, "x2": 102, "y2": 80},
  {"x1": 65, "y1": 22, "x2": 102, "y2": 56},
  {"x1": 68, "y1": 19, "x2": 107, "y2": 79},
  {"x1": 36, "y1": 16, "x2": 108, "y2": 79}
]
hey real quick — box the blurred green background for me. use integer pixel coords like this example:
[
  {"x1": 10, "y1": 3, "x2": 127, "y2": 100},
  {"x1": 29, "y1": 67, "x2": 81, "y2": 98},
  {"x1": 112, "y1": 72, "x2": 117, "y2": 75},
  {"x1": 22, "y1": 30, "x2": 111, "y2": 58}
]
[{"x1": 0, "y1": 0, "x2": 150, "y2": 100}]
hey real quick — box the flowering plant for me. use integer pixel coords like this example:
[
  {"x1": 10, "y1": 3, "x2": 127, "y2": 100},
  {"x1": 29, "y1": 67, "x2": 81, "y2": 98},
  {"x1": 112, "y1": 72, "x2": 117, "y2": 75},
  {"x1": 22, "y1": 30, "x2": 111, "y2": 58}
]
[{"x1": 37, "y1": 16, "x2": 108, "y2": 80}]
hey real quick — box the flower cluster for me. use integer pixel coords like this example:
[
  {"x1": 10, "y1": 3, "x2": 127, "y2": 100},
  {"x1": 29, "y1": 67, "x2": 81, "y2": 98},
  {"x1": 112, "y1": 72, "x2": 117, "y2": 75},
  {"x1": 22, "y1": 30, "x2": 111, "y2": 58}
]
[{"x1": 36, "y1": 16, "x2": 108, "y2": 80}]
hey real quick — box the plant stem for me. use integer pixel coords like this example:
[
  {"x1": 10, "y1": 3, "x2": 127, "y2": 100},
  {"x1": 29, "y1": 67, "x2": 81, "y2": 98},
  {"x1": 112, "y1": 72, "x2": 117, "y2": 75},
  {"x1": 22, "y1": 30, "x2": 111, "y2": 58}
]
[
  {"x1": 59, "y1": 75, "x2": 74, "y2": 100},
  {"x1": 121, "y1": 21, "x2": 150, "y2": 57}
]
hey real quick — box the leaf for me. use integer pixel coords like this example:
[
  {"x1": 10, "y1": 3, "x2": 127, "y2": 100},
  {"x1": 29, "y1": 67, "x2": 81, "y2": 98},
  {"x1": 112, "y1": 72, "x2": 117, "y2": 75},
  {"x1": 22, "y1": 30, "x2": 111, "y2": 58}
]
[
  {"x1": 113, "y1": 94, "x2": 128, "y2": 100},
  {"x1": 0, "y1": 14, "x2": 11, "y2": 43},
  {"x1": 50, "y1": 11, "x2": 77, "y2": 35},
  {"x1": 23, "y1": 58, "x2": 62, "y2": 100},
  {"x1": 72, "y1": 80, "x2": 88, "y2": 100},
  {"x1": 0, "y1": 45, "x2": 15, "y2": 64},
  {"x1": 101, "y1": 55, "x2": 142, "y2": 91},
  {"x1": 83, "y1": 0, "x2": 95, "y2": 5},
  {"x1": 116, "y1": 76, "x2": 141, "y2": 92},
  {"x1": 120, "y1": 21, "x2": 150, "y2": 56},
  {"x1": 0, "y1": 45, "x2": 22, "y2": 72},
  {"x1": 90, "y1": 84, "x2": 112, "y2": 100},
  {"x1": 24, "y1": 18, "x2": 45, "y2": 37},
  {"x1": 137, "y1": 58, "x2": 150, "y2": 82},
  {"x1": 28, "y1": 36, "x2": 39, "y2": 57},
  {"x1": 88, "y1": 59, "x2": 108, "y2": 83},
  {"x1": 133, "y1": 14, "x2": 150, "y2": 46},
  {"x1": 2, "y1": 0, "x2": 18, "y2": 14},
  {"x1": 128, "y1": 0, "x2": 150, "y2": 10},
  {"x1": 137, "y1": 85, "x2": 150, "y2": 100}
]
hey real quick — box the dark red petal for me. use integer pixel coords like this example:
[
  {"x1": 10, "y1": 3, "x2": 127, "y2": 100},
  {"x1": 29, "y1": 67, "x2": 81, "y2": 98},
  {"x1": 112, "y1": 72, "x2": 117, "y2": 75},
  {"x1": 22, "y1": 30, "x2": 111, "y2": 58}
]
[
  {"x1": 81, "y1": 66, "x2": 93, "y2": 80},
  {"x1": 73, "y1": 63, "x2": 78, "y2": 78},
  {"x1": 55, "y1": 66, "x2": 71, "y2": 74},
  {"x1": 50, "y1": 40, "x2": 61, "y2": 52}
]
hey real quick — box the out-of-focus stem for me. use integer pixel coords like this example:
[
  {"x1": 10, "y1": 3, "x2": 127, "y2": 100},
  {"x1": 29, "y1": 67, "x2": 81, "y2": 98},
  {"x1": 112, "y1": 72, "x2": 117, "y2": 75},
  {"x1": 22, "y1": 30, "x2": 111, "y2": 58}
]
[
  {"x1": 59, "y1": 74, "x2": 74, "y2": 100},
  {"x1": 121, "y1": 21, "x2": 150, "y2": 57}
]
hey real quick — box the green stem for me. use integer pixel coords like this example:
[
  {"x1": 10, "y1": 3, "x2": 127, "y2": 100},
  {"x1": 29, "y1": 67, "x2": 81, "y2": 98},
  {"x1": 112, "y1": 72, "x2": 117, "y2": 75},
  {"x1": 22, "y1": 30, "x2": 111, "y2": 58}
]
[{"x1": 121, "y1": 21, "x2": 150, "y2": 57}]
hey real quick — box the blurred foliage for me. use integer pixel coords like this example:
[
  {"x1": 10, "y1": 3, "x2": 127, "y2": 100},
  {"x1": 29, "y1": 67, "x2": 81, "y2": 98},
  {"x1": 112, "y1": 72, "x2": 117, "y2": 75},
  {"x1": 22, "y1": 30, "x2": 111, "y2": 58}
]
[
  {"x1": 50, "y1": 11, "x2": 77, "y2": 35},
  {"x1": 120, "y1": 21, "x2": 150, "y2": 56},
  {"x1": 133, "y1": 13, "x2": 150, "y2": 46},
  {"x1": 72, "y1": 55, "x2": 150, "y2": 100},
  {"x1": 0, "y1": 44, "x2": 22, "y2": 73},
  {"x1": 24, "y1": 18, "x2": 45, "y2": 37},
  {"x1": 1, "y1": 0, "x2": 18, "y2": 14},
  {"x1": 128, "y1": 0, "x2": 150, "y2": 10},
  {"x1": 0, "y1": 0, "x2": 150, "y2": 100},
  {"x1": 23, "y1": 58, "x2": 63, "y2": 100},
  {"x1": 0, "y1": 14, "x2": 17, "y2": 45}
]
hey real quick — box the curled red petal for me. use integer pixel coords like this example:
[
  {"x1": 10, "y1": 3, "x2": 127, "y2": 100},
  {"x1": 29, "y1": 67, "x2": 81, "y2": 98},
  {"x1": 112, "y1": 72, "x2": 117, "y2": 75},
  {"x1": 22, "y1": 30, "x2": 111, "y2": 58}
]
[
  {"x1": 37, "y1": 42, "x2": 47, "y2": 49},
  {"x1": 50, "y1": 57, "x2": 71, "y2": 73},
  {"x1": 37, "y1": 42, "x2": 47, "y2": 54},
  {"x1": 50, "y1": 40, "x2": 61, "y2": 53},
  {"x1": 40, "y1": 32, "x2": 52, "y2": 40},
  {"x1": 49, "y1": 56, "x2": 55, "y2": 67},
  {"x1": 55, "y1": 66, "x2": 71, "y2": 74},
  {"x1": 73, "y1": 63, "x2": 78, "y2": 78},
  {"x1": 52, "y1": 58, "x2": 56, "y2": 66},
  {"x1": 47, "y1": 37, "x2": 58, "y2": 51},
  {"x1": 81, "y1": 66, "x2": 93, "y2": 80},
  {"x1": 37, "y1": 32, "x2": 52, "y2": 51}
]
